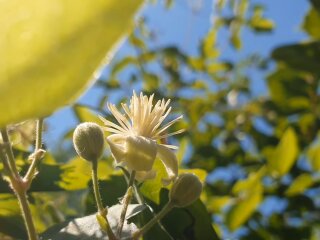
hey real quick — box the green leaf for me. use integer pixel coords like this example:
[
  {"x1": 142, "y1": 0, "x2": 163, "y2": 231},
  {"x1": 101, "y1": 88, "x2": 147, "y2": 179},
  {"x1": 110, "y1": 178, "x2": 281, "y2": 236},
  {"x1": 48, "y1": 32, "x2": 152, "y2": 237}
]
[
  {"x1": 0, "y1": 195, "x2": 27, "y2": 239},
  {"x1": 207, "y1": 62, "x2": 231, "y2": 73},
  {"x1": 303, "y1": 8, "x2": 320, "y2": 39},
  {"x1": 146, "y1": 189, "x2": 219, "y2": 240},
  {"x1": 129, "y1": 205, "x2": 173, "y2": 240},
  {"x1": 272, "y1": 41, "x2": 320, "y2": 75},
  {"x1": 267, "y1": 128, "x2": 298, "y2": 177},
  {"x1": 230, "y1": 32, "x2": 242, "y2": 50},
  {"x1": 41, "y1": 204, "x2": 145, "y2": 240},
  {"x1": 249, "y1": 18, "x2": 274, "y2": 32},
  {"x1": 267, "y1": 68, "x2": 311, "y2": 113},
  {"x1": 111, "y1": 56, "x2": 138, "y2": 76},
  {"x1": 307, "y1": 145, "x2": 320, "y2": 171},
  {"x1": 140, "y1": 157, "x2": 207, "y2": 204},
  {"x1": 249, "y1": 5, "x2": 274, "y2": 32},
  {"x1": 206, "y1": 196, "x2": 231, "y2": 213},
  {"x1": 232, "y1": 166, "x2": 266, "y2": 195},
  {"x1": 0, "y1": 0, "x2": 142, "y2": 127},
  {"x1": 201, "y1": 29, "x2": 220, "y2": 59},
  {"x1": 0, "y1": 194, "x2": 50, "y2": 238},
  {"x1": 285, "y1": 173, "x2": 314, "y2": 196},
  {"x1": 226, "y1": 182, "x2": 263, "y2": 231},
  {"x1": 73, "y1": 104, "x2": 103, "y2": 125}
]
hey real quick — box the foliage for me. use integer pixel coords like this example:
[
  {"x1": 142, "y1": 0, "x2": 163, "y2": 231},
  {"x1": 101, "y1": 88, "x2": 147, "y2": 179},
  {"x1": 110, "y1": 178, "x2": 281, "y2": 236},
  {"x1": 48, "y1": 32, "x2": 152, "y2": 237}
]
[
  {"x1": 0, "y1": 0, "x2": 142, "y2": 127},
  {"x1": 1, "y1": 0, "x2": 320, "y2": 240}
]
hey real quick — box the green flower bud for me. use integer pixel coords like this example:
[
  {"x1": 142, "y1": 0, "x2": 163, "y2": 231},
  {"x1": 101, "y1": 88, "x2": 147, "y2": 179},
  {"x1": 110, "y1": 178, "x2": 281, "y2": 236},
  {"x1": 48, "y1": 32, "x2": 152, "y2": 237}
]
[
  {"x1": 169, "y1": 173, "x2": 203, "y2": 208},
  {"x1": 73, "y1": 122, "x2": 104, "y2": 162}
]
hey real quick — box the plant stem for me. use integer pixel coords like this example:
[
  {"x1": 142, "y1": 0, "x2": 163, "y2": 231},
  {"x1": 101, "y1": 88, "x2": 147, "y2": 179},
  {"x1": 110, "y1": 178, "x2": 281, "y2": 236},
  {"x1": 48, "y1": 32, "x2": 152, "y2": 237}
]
[
  {"x1": 17, "y1": 191, "x2": 38, "y2": 240},
  {"x1": 35, "y1": 119, "x2": 43, "y2": 150},
  {"x1": 132, "y1": 201, "x2": 174, "y2": 240},
  {"x1": 0, "y1": 127, "x2": 38, "y2": 240},
  {"x1": 92, "y1": 161, "x2": 117, "y2": 240},
  {"x1": 0, "y1": 128, "x2": 20, "y2": 179},
  {"x1": 92, "y1": 161, "x2": 104, "y2": 214},
  {"x1": 24, "y1": 119, "x2": 45, "y2": 182},
  {"x1": 117, "y1": 171, "x2": 136, "y2": 238}
]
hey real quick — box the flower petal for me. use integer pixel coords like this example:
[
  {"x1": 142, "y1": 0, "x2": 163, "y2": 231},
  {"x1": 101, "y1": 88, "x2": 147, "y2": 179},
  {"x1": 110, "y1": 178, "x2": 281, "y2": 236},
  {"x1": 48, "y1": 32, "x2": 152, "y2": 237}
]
[
  {"x1": 135, "y1": 170, "x2": 157, "y2": 182},
  {"x1": 157, "y1": 144, "x2": 178, "y2": 185},
  {"x1": 106, "y1": 134, "x2": 126, "y2": 164},
  {"x1": 125, "y1": 136, "x2": 157, "y2": 172}
]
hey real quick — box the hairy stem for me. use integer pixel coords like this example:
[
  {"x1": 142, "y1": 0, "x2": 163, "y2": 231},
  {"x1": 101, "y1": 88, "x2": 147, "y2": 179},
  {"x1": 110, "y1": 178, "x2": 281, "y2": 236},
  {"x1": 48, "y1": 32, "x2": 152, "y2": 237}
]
[
  {"x1": 0, "y1": 128, "x2": 20, "y2": 179},
  {"x1": 92, "y1": 161, "x2": 104, "y2": 214},
  {"x1": 17, "y1": 191, "x2": 38, "y2": 240},
  {"x1": 0, "y1": 127, "x2": 38, "y2": 240},
  {"x1": 24, "y1": 119, "x2": 45, "y2": 182},
  {"x1": 92, "y1": 161, "x2": 117, "y2": 240},
  {"x1": 117, "y1": 171, "x2": 136, "y2": 238},
  {"x1": 133, "y1": 201, "x2": 174, "y2": 240}
]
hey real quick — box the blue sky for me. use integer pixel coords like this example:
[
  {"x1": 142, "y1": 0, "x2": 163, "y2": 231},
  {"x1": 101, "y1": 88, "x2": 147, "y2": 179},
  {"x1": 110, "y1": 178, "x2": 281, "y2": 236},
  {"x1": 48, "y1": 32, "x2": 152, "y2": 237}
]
[{"x1": 44, "y1": 0, "x2": 310, "y2": 149}]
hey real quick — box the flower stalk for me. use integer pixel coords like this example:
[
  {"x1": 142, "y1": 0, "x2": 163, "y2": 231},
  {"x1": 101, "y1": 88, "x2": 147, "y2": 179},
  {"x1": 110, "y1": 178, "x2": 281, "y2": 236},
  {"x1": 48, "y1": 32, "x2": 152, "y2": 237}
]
[
  {"x1": 24, "y1": 118, "x2": 45, "y2": 184},
  {"x1": 132, "y1": 201, "x2": 174, "y2": 240},
  {"x1": 0, "y1": 127, "x2": 38, "y2": 240},
  {"x1": 117, "y1": 171, "x2": 136, "y2": 238},
  {"x1": 92, "y1": 160, "x2": 116, "y2": 240}
]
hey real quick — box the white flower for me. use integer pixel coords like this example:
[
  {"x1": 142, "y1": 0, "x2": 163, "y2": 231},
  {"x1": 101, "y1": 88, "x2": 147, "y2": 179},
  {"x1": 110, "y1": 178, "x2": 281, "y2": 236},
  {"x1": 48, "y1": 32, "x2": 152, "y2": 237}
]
[{"x1": 100, "y1": 92, "x2": 184, "y2": 185}]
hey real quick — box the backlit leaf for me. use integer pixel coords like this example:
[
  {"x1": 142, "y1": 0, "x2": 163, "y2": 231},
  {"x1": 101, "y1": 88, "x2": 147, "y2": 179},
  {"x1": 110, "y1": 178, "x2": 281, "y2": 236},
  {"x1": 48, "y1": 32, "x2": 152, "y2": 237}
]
[
  {"x1": 285, "y1": 173, "x2": 314, "y2": 196},
  {"x1": 267, "y1": 128, "x2": 298, "y2": 177},
  {"x1": 308, "y1": 145, "x2": 320, "y2": 171},
  {"x1": 0, "y1": 0, "x2": 142, "y2": 127},
  {"x1": 226, "y1": 182, "x2": 263, "y2": 231},
  {"x1": 303, "y1": 8, "x2": 320, "y2": 39}
]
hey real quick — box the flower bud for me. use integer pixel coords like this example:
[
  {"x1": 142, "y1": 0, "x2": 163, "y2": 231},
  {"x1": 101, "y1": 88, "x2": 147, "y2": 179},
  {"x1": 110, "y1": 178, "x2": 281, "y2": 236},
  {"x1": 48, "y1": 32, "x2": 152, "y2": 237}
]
[
  {"x1": 73, "y1": 122, "x2": 104, "y2": 162},
  {"x1": 169, "y1": 173, "x2": 203, "y2": 208}
]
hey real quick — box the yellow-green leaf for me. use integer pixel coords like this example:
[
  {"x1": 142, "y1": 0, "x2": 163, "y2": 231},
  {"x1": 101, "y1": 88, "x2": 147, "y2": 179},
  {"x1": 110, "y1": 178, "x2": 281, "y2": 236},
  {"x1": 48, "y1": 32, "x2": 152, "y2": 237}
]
[
  {"x1": 307, "y1": 145, "x2": 320, "y2": 171},
  {"x1": 59, "y1": 157, "x2": 114, "y2": 190},
  {"x1": 0, "y1": 0, "x2": 142, "y2": 127},
  {"x1": 250, "y1": 18, "x2": 274, "y2": 32},
  {"x1": 73, "y1": 104, "x2": 102, "y2": 125},
  {"x1": 232, "y1": 166, "x2": 266, "y2": 195},
  {"x1": 303, "y1": 8, "x2": 320, "y2": 39},
  {"x1": 206, "y1": 196, "x2": 231, "y2": 213},
  {"x1": 267, "y1": 128, "x2": 298, "y2": 177},
  {"x1": 285, "y1": 173, "x2": 314, "y2": 196},
  {"x1": 226, "y1": 182, "x2": 263, "y2": 231},
  {"x1": 140, "y1": 158, "x2": 207, "y2": 204}
]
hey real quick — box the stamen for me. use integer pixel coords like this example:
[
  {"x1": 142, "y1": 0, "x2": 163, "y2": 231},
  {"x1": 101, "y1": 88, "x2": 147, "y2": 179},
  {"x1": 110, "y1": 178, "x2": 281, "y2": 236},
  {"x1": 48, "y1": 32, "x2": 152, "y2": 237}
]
[
  {"x1": 154, "y1": 115, "x2": 183, "y2": 136},
  {"x1": 155, "y1": 129, "x2": 185, "y2": 140}
]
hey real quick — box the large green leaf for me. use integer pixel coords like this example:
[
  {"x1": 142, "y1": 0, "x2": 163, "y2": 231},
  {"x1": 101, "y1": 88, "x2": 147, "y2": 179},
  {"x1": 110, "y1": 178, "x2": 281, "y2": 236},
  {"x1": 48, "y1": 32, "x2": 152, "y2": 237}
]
[
  {"x1": 267, "y1": 68, "x2": 312, "y2": 113},
  {"x1": 271, "y1": 41, "x2": 320, "y2": 75},
  {"x1": 41, "y1": 204, "x2": 145, "y2": 240},
  {"x1": 143, "y1": 189, "x2": 219, "y2": 240},
  {"x1": 0, "y1": 0, "x2": 142, "y2": 127}
]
